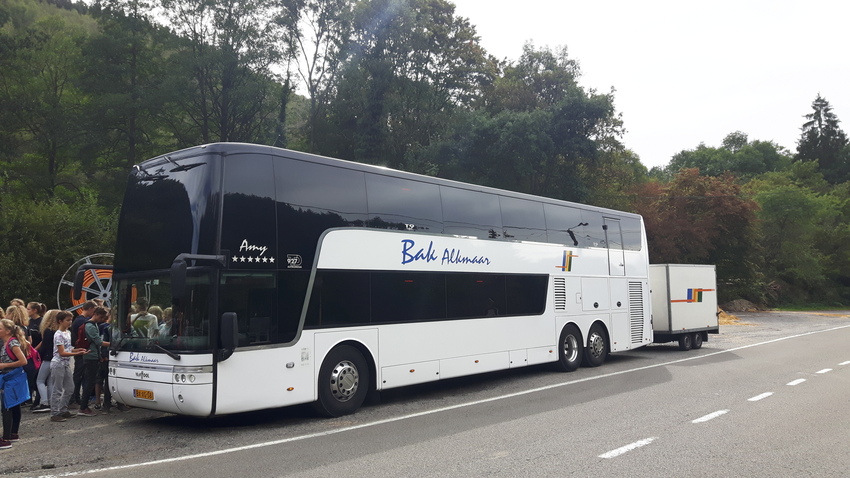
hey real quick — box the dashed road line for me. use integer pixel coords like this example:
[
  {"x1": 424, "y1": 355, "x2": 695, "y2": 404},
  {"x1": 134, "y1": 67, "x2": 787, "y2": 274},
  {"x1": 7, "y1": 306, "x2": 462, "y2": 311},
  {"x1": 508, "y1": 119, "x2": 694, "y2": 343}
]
[
  {"x1": 748, "y1": 392, "x2": 773, "y2": 402},
  {"x1": 692, "y1": 410, "x2": 729, "y2": 423},
  {"x1": 839, "y1": 361, "x2": 850, "y2": 366},
  {"x1": 599, "y1": 437, "x2": 657, "y2": 459},
  {"x1": 816, "y1": 368, "x2": 833, "y2": 374},
  {"x1": 787, "y1": 378, "x2": 806, "y2": 386}
]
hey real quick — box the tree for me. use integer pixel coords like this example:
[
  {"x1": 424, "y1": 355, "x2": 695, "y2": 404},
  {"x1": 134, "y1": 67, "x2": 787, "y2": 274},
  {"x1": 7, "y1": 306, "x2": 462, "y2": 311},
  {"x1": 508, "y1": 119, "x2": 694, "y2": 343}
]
[
  {"x1": 630, "y1": 169, "x2": 761, "y2": 303},
  {"x1": 796, "y1": 94, "x2": 850, "y2": 183},
  {"x1": 0, "y1": 15, "x2": 89, "y2": 200},
  {"x1": 458, "y1": 44, "x2": 622, "y2": 202},
  {"x1": 662, "y1": 132, "x2": 791, "y2": 181},
  {"x1": 316, "y1": 0, "x2": 491, "y2": 167},
  {"x1": 159, "y1": 0, "x2": 286, "y2": 144},
  {"x1": 283, "y1": 0, "x2": 353, "y2": 151}
]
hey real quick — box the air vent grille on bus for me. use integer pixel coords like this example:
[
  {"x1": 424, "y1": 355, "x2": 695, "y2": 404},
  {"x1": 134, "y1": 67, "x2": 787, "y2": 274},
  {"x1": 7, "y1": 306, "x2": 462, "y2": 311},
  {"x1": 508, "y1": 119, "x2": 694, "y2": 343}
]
[
  {"x1": 629, "y1": 281, "x2": 644, "y2": 344},
  {"x1": 553, "y1": 277, "x2": 566, "y2": 311}
]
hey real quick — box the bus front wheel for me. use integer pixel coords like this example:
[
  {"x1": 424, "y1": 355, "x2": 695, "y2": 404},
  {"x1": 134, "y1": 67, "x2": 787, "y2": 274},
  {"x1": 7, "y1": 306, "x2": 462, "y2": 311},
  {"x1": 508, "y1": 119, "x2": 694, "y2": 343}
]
[
  {"x1": 583, "y1": 324, "x2": 608, "y2": 367},
  {"x1": 555, "y1": 324, "x2": 582, "y2": 372},
  {"x1": 314, "y1": 345, "x2": 370, "y2": 417}
]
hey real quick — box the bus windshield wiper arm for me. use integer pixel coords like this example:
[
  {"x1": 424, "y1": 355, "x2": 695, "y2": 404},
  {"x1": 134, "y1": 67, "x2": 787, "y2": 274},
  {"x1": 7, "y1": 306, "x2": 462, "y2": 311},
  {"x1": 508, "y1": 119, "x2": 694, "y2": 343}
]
[
  {"x1": 151, "y1": 342, "x2": 181, "y2": 361},
  {"x1": 110, "y1": 335, "x2": 127, "y2": 356}
]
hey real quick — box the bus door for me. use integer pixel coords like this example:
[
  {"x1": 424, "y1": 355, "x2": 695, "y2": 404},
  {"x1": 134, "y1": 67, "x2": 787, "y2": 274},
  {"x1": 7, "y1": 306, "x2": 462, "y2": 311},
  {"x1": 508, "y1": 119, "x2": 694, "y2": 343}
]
[{"x1": 603, "y1": 218, "x2": 625, "y2": 276}]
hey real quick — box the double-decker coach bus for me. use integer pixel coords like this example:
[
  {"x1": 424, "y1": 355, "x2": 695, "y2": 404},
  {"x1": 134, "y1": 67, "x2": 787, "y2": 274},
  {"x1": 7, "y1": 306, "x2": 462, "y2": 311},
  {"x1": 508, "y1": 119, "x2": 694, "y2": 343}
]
[{"x1": 78, "y1": 142, "x2": 652, "y2": 417}]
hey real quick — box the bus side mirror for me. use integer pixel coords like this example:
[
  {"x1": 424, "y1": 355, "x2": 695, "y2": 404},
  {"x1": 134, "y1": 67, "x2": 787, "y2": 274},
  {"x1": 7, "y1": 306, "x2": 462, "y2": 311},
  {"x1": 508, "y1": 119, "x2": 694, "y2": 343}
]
[
  {"x1": 171, "y1": 260, "x2": 187, "y2": 300},
  {"x1": 219, "y1": 312, "x2": 238, "y2": 361}
]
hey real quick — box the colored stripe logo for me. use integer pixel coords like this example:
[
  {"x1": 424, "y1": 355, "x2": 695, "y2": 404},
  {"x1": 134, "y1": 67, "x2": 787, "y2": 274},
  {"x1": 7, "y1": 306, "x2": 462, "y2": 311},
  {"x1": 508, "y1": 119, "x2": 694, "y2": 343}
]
[
  {"x1": 671, "y1": 288, "x2": 715, "y2": 303},
  {"x1": 555, "y1": 250, "x2": 578, "y2": 272}
]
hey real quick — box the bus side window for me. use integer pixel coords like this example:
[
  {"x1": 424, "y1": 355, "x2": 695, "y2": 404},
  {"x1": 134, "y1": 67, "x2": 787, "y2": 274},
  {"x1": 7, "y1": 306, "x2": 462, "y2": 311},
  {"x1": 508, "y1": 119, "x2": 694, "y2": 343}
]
[
  {"x1": 219, "y1": 273, "x2": 277, "y2": 346},
  {"x1": 621, "y1": 216, "x2": 643, "y2": 251},
  {"x1": 365, "y1": 174, "x2": 443, "y2": 233},
  {"x1": 441, "y1": 187, "x2": 502, "y2": 239},
  {"x1": 543, "y1": 203, "x2": 585, "y2": 247},
  {"x1": 275, "y1": 157, "x2": 368, "y2": 270},
  {"x1": 499, "y1": 196, "x2": 546, "y2": 242},
  {"x1": 581, "y1": 210, "x2": 605, "y2": 247}
]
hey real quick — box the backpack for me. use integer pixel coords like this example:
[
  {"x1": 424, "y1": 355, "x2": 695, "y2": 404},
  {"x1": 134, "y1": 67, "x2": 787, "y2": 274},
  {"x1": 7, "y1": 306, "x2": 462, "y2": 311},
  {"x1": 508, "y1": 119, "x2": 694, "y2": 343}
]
[{"x1": 76, "y1": 322, "x2": 92, "y2": 350}]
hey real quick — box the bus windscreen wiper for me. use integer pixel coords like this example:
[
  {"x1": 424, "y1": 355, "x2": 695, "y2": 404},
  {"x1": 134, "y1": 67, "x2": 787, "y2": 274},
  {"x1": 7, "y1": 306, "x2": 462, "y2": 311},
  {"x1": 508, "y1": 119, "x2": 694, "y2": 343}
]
[{"x1": 151, "y1": 342, "x2": 181, "y2": 361}]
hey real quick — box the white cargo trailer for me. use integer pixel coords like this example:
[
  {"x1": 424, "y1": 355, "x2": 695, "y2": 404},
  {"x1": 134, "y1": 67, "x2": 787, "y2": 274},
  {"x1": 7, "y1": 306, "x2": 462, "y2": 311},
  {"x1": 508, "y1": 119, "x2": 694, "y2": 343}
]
[{"x1": 649, "y1": 264, "x2": 719, "y2": 350}]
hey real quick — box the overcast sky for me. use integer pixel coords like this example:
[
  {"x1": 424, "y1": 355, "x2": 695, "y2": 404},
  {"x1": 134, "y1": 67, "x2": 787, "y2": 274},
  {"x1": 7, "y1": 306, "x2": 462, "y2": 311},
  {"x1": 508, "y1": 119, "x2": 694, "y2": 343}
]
[{"x1": 450, "y1": 0, "x2": 850, "y2": 169}]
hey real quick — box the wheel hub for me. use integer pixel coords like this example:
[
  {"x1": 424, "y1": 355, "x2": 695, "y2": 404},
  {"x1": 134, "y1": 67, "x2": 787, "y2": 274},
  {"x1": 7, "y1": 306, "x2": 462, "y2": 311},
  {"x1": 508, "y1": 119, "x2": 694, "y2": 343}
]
[
  {"x1": 563, "y1": 335, "x2": 579, "y2": 362},
  {"x1": 589, "y1": 334, "x2": 605, "y2": 357},
  {"x1": 329, "y1": 360, "x2": 359, "y2": 402}
]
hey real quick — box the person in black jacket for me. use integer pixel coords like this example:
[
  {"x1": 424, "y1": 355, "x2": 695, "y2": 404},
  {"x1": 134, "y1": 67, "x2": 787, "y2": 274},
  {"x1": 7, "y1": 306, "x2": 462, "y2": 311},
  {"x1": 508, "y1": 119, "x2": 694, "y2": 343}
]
[{"x1": 68, "y1": 301, "x2": 95, "y2": 408}]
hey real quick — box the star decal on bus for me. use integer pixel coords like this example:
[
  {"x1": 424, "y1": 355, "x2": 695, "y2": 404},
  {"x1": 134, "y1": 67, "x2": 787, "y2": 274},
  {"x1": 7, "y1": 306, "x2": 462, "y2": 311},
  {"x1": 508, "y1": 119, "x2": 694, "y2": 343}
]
[
  {"x1": 232, "y1": 255, "x2": 275, "y2": 264},
  {"x1": 556, "y1": 250, "x2": 578, "y2": 272}
]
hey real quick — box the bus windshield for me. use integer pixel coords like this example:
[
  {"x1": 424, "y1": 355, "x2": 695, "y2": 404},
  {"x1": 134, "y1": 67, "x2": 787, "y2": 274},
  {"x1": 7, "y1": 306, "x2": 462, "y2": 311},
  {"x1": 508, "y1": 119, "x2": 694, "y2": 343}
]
[{"x1": 112, "y1": 270, "x2": 213, "y2": 353}]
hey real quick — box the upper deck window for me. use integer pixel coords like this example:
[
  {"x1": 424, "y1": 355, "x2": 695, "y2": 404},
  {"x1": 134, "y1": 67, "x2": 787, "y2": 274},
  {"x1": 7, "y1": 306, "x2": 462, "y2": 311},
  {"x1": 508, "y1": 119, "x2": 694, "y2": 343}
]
[{"x1": 441, "y1": 187, "x2": 502, "y2": 239}]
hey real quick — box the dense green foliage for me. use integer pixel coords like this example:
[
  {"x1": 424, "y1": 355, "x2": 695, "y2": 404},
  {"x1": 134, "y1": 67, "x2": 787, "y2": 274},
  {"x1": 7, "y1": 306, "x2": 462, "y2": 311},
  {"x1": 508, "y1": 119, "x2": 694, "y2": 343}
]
[{"x1": 1, "y1": 0, "x2": 849, "y2": 308}]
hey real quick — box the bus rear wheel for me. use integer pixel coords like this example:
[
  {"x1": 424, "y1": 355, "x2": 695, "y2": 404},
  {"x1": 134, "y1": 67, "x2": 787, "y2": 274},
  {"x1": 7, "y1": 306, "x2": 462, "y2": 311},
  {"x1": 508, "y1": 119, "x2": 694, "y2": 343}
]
[
  {"x1": 555, "y1": 324, "x2": 582, "y2": 372},
  {"x1": 314, "y1": 345, "x2": 370, "y2": 417},
  {"x1": 583, "y1": 324, "x2": 608, "y2": 367}
]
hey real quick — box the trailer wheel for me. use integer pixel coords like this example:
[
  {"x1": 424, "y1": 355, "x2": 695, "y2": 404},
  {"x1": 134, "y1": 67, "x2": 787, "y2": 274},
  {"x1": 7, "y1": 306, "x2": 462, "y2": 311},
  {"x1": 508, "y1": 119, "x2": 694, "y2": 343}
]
[
  {"x1": 692, "y1": 333, "x2": 703, "y2": 349},
  {"x1": 678, "y1": 334, "x2": 693, "y2": 351},
  {"x1": 555, "y1": 324, "x2": 582, "y2": 372},
  {"x1": 583, "y1": 324, "x2": 608, "y2": 367},
  {"x1": 313, "y1": 345, "x2": 370, "y2": 417}
]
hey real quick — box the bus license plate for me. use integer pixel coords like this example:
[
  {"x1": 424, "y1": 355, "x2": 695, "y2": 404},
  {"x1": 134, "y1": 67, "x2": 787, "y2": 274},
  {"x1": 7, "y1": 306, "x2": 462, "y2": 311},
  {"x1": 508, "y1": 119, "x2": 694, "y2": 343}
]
[{"x1": 134, "y1": 389, "x2": 154, "y2": 400}]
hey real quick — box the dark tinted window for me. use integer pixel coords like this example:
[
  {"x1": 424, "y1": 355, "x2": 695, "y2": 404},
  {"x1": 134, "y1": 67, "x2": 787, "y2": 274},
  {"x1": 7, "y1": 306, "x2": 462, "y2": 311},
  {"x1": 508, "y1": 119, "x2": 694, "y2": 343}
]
[
  {"x1": 304, "y1": 271, "x2": 547, "y2": 328},
  {"x1": 305, "y1": 271, "x2": 370, "y2": 328},
  {"x1": 506, "y1": 275, "x2": 548, "y2": 315},
  {"x1": 365, "y1": 174, "x2": 443, "y2": 233},
  {"x1": 115, "y1": 154, "x2": 219, "y2": 271},
  {"x1": 500, "y1": 196, "x2": 546, "y2": 242},
  {"x1": 544, "y1": 203, "x2": 587, "y2": 247},
  {"x1": 446, "y1": 274, "x2": 506, "y2": 318},
  {"x1": 441, "y1": 187, "x2": 502, "y2": 239},
  {"x1": 219, "y1": 272, "x2": 277, "y2": 346},
  {"x1": 621, "y1": 216, "x2": 643, "y2": 251},
  {"x1": 372, "y1": 273, "x2": 446, "y2": 322},
  {"x1": 276, "y1": 158, "x2": 368, "y2": 269},
  {"x1": 223, "y1": 154, "x2": 277, "y2": 269}
]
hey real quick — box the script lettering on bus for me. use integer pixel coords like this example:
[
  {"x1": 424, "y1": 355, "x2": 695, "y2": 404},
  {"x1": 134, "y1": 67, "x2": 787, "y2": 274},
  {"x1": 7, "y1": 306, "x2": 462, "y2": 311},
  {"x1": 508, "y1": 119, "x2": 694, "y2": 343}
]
[
  {"x1": 401, "y1": 239, "x2": 491, "y2": 266},
  {"x1": 239, "y1": 239, "x2": 268, "y2": 256},
  {"x1": 129, "y1": 352, "x2": 160, "y2": 364}
]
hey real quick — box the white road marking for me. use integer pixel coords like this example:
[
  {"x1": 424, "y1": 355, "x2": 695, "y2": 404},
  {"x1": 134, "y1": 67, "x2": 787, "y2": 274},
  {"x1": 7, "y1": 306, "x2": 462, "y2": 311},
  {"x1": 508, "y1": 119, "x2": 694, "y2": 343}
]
[
  {"x1": 692, "y1": 410, "x2": 729, "y2": 423},
  {"x1": 748, "y1": 392, "x2": 773, "y2": 402},
  {"x1": 840, "y1": 361, "x2": 850, "y2": 366},
  {"x1": 787, "y1": 379, "x2": 806, "y2": 386},
  {"x1": 599, "y1": 437, "x2": 657, "y2": 459},
  {"x1": 816, "y1": 368, "x2": 833, "y2": 374},
  {"x1": 39, "y1": 322, "x2": 850, "y2": 478}
]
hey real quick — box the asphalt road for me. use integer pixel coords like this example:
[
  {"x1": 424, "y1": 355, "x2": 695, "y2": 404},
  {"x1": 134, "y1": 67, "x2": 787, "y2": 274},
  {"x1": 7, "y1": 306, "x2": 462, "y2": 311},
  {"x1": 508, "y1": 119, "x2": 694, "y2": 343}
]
[{"x1": 6, "y1": 311, "x2": 850, "y2": 478}]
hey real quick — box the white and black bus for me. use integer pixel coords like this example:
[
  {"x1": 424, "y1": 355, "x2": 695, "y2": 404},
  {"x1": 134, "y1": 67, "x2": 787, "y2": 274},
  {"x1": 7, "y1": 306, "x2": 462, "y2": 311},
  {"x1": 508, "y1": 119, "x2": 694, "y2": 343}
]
[{"x1": 78, "y1": 142, "x2": 652, "y2": 417}]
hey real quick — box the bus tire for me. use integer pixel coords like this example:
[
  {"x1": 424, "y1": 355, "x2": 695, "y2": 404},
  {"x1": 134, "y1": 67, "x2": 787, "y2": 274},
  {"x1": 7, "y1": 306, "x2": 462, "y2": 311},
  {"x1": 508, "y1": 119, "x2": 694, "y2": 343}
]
[
  {"x1": 678, "y1": 334, "x2": 693, "y2": 351},
  {"x1": 583, "y1": 324, "x2": 608, "y2": 367},
  {"x1": 555, "y1": 324, "x2": 583, "y2": 372},
  {"x1": 692, "y1": 332, "x2": 703, "y2": 349},
  {"x1": 313, "y1": 345, "x2": 370, "y2": 418}
]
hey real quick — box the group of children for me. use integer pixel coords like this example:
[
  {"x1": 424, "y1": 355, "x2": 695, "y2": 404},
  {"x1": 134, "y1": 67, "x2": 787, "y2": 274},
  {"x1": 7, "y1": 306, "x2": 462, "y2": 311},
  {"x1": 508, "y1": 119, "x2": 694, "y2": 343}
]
[{"x1": 0, "y1": 299, "x2": 130, "y2": 450}]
